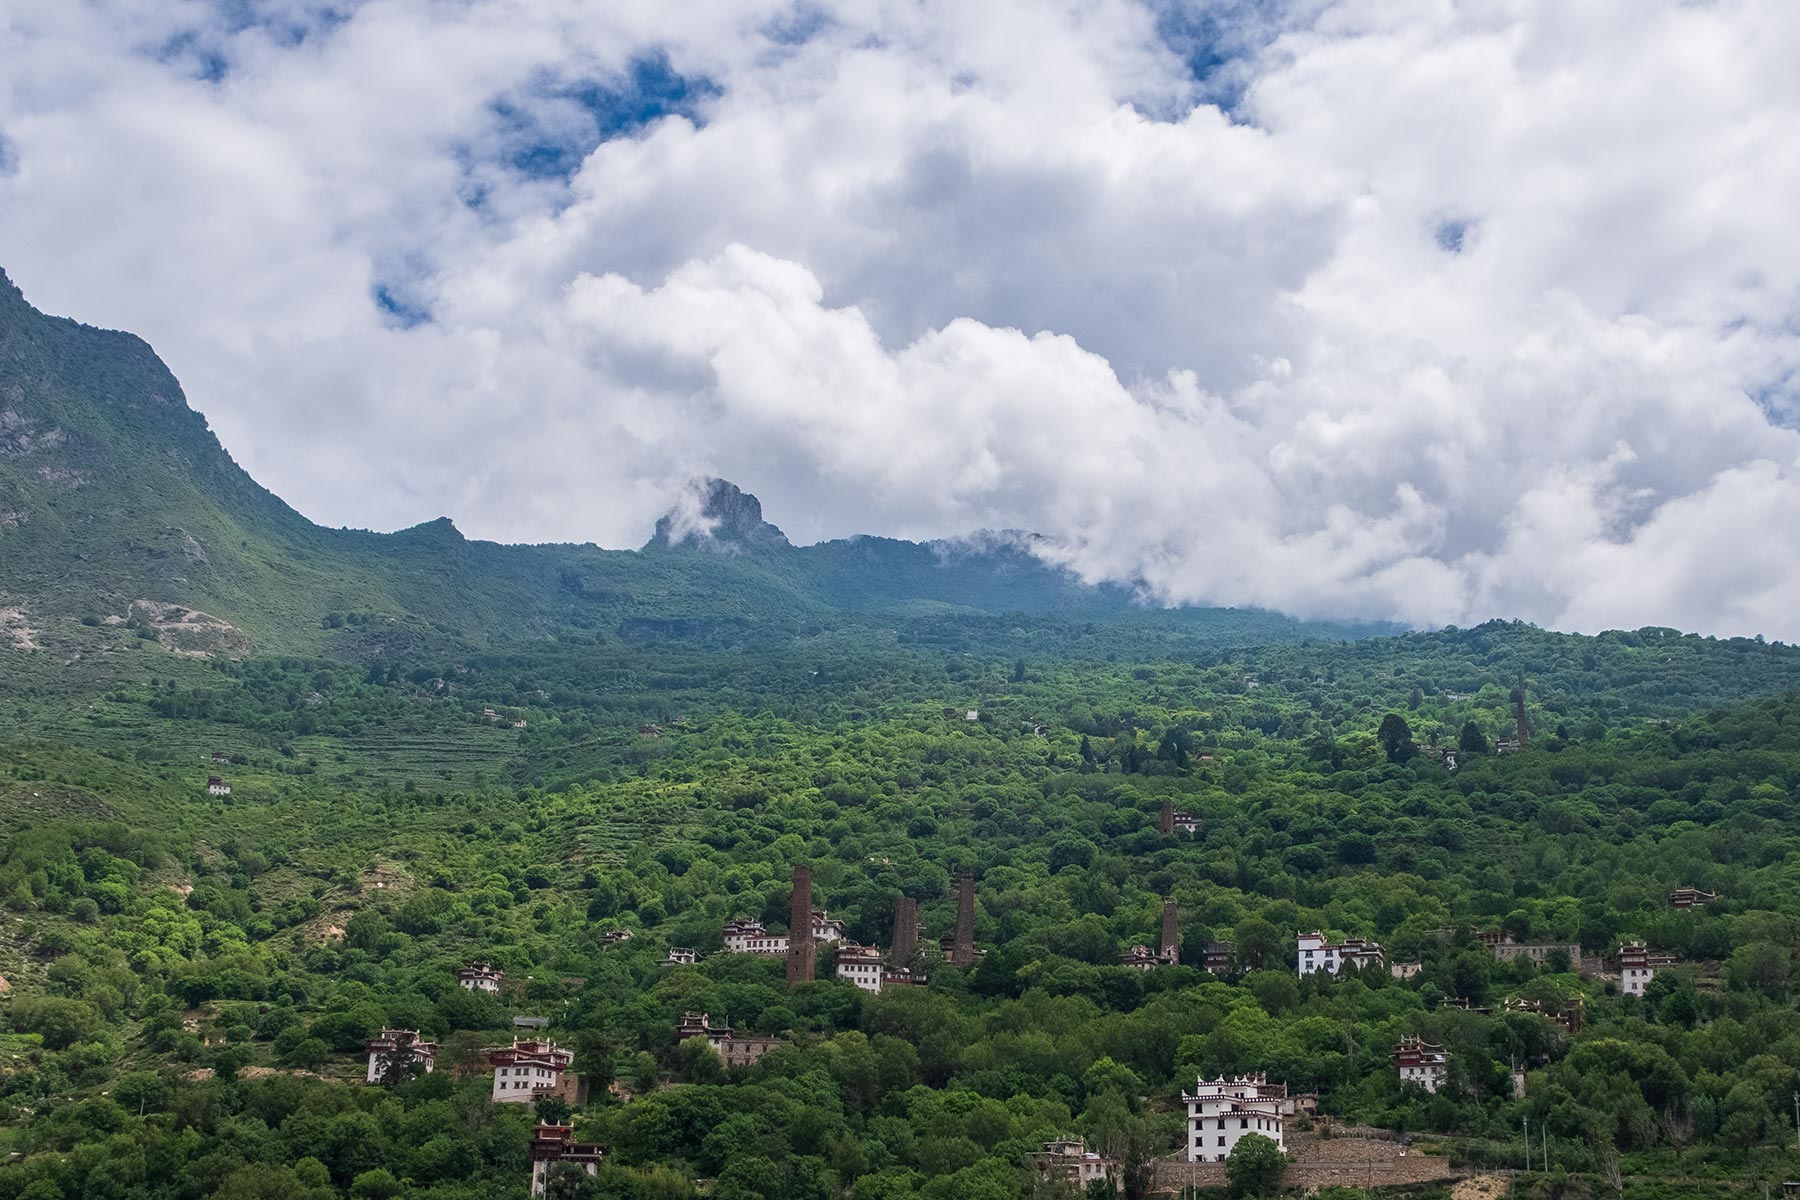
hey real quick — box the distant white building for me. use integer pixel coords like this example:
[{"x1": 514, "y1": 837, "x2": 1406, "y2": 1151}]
[
  {"x1": 835, "y1": 941, "x2": 886, "y2": 991},
  {"x1": 598, "y1": 929, "x2": 633, "y2": 946},
  {"x1": 1297, "y1": 932, "x2": 1384, "y2": 977},
  {"x1": 659, "y1": 947, "x2": 699, "y2": 967},
  {"x1": 720, "y1": 910, "x2": 846, "y2": 956},
  {"x1": 721, "y1": 917, "x2": 785, "y2": 955},
  {"x1": 1393, "y1": 1035, "x2": 1448, "y2": 1093},
  {"x1": 1184, "y1": 1074, "x2": 1288, "y2": 1163},
  {"x1": 831, "y1": 941, "x2": 923, "y2": 994},
  {"x1": 1027, "y1": 1139, "x2": 1119, "y2": 1192},
  {"x1": 489, "y1": 1038, "x2": 574, "y2": 1103},
  {"x1": 1618, "y1": 942, "x2": 1674, "y2": 997},
  {"x1": 364, "y1": 1029, "x2": 437, "y2": 1083},
  {"x1": 458, "y1": 964, "x2": 503, "y2": 993},
  {"x1": 206, "y1": 777, "x2": 231, "y2": 797}
]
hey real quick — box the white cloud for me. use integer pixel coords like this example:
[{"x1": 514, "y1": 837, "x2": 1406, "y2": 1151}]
[{"x1": 3, "y1": 0, "x2": 1800, "y2": 637}]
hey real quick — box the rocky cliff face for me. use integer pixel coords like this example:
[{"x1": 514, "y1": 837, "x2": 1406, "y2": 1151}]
[{"x1": 645, "y1": 477, "x2": 791, "y2": 553}]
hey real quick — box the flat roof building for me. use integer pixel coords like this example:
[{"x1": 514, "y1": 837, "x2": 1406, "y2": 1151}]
[
  {"x1": 458, "y1": 963, "x2": 503, "y2": 993},
  {"x1": 1026, "y1": 1139, "x2": 1119, "y2": 1193},
  {"x1": 1184, "y1": 1074, "x2": 1287, "y2": 1164},
  {"x1": 1618, "y1": 942, "x2": 1675, "y2": 997},
  {"x1": 365, "y1": 1029, "x2": 437, "y2": 1084},
  {"x1": 489, "y1": 1039, "x2": 574, "y2": 1104},
  {"x1": 1297, "y1": 932, "x2": 1384, "y2": 978},
  {"x1": 1393, "y1": 1035, "x2": 1448, "y2": 1093}
]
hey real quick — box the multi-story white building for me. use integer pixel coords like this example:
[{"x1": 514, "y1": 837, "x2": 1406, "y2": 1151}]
[
  {"x1": 1026, "y1": 1139, "x2": 1119, "y2": 1192},
  {"x1": 1183, "y1": 1074, "x2": 1288, "y2": 1163},
  {"x1": 721, "y1": 917, "x2": 782, "y2": 954},
  {"x1": 528, "y1": 1124, "x2": 603, "y2": 1197},
  {"x1": 458, "y1": 964, "x2": 503, "y2": 993},
  {"x1": 489, "y1": 1038, "x2": 574, "y2": 1103},
  {"x1": 829, "y1": 942, "x2": 923, "y2": 994},
  {"x1": 721, "y1": 911, "x2": 847, "y2": 956},
  {"x1": 835, "y1": 941, "x2": 887, "y2": 991},
  {"x1": 659, "y1": 947, "x2": 698, "y2": 967},
  {"x1": 1618, "y1": 943, "x2": 1675, "y2": 997},
  {"x1": 1393, "y1": 1036, "x2": 1448, "y2": 1093},
  {"x1": 364, "y1": 1029, "x2": 437, "y2": 1083},
  {"x1": 727, "y1": 921, "x2": 783, "y2": 954},
  {"x1": 206, "y1": 777, "x2": 231, "y2": 797},
  {"x1": 1296, "y1": 932, "x2": 1384, "y2": 978}
]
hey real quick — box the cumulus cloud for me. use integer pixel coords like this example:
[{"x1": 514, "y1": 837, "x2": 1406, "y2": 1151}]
[{"x1": 3, "y1": 0, "x2": 1799, "y2": 637}]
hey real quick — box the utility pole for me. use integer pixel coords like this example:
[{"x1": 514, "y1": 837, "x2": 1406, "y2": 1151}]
[
  {"x1": 1542, "y1": 1122, "x2": 1549, "y2": 1172},
  {"x1": 1792, "y1": 1090, "x2": 1799, "y2": 1149},
  {"x1": 1522, "y1": 1115, "x2": 1530, "y2": 1173}
]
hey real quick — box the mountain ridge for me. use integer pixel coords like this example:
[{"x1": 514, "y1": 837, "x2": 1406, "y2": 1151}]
[{"x1": 0, "y1": 268, "x2": 1388, "y2": 658}]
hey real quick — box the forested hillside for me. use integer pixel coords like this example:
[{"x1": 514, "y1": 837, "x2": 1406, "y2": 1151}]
[
  {"x1": 7, "y1": 270, "x2": 1800, "y2": 1199},
  {"x1": 4, "y1": 614, "x2": 1800, "y2": 1199}
]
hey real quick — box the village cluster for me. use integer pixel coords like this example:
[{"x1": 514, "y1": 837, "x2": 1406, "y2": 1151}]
[
  {"x1": 658, "y1": 865, "x2": 980, "y2": 991},
  {"x1": 347, "y1": 864, "x2": 1713, "y2": 1195}
]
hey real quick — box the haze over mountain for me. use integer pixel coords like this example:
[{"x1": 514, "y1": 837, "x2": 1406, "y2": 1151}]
[{"x1": 0, "y1": 268, "x2": 1385, "y2": 655}]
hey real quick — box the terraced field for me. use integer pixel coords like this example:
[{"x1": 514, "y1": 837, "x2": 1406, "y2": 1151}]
[{"x1": 289, "y1": 725, "x2": 523, "y2": 789}]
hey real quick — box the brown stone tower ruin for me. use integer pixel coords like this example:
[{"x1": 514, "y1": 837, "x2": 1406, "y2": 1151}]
[
  {"x1": 891, "y1": 896, "x2": 919, "y2": 970},
  {"x1": 1158, "y1": 798, "x2": 1175, "y2": 837},
  {"x1": 950, "y1": 874, "x2": 976, "y2": 966},
  {"x1": 787, "y1": 864, "x2": 815, "y2": 983},
  {"x1": 1160, "y1": 897, "x2": 1180, "y2": 962},
  {"x1": 1513, "y1": 677, "x2": 1531, "y2": 747}
]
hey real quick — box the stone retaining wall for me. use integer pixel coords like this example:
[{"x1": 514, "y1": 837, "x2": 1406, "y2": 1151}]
[{"x1": 1152, "y1": 1132, "x2": 1457, "y2": 1193}]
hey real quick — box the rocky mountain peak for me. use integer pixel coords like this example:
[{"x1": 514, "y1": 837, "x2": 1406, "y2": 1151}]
[{"x1": 645, "y1": 477, "x2": 790, "y2": 553}]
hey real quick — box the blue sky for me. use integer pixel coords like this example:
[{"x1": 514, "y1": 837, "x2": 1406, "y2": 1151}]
[{"x1": 2, "y1": 0, "x2": 1799, "y2": 639}]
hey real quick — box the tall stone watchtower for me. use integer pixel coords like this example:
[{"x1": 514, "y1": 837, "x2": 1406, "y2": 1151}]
[
  {"x1": 950, "y1": 874, "x2": 977, "y2": 966},
  {"x1": 891, "y1": 896, "x2": 919, "y2": 970},
  {"x1": 787, "y1": 864, "x2": 815, "y2": 983}
]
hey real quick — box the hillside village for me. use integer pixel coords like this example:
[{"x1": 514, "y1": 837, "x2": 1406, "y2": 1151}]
[{"x1": 222, "y1": 854, "x2": 1739, "y2": 1198}]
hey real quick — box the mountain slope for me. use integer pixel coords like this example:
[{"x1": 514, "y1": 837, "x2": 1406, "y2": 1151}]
[{"x1": 0, "y1": 269, "x2": 1380, "y2": 658}]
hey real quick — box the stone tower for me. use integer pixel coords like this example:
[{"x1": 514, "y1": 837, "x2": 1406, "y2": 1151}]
[
  {"x1": 787, "y1": 864, "x2": 815, "y2": 984},
  {"x1": 891, "y1": 896, "x2": 919, "y2": 970},
  {"x1": 1161, "y1": 897, "x2": 1180, "y2": 963},
  {"x1": 950, "y1": 874, "x2": 976, "y2": 967},
  {"x1": 1158, "y1": 798, "x2": 1175, "y2": 837}
]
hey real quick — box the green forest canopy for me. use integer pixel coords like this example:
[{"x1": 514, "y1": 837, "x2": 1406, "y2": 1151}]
[{"x1": 2, "y1": 618, "x2": 1800, "y2": 1199}]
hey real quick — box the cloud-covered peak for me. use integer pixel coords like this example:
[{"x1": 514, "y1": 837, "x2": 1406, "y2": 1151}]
[
  {"x1": 646, "y1": 477, "x2": 790, "y2": 553},
  {"x1": 4, "y1": 0, "x2": 1800, "y2": 637}
]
